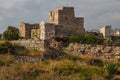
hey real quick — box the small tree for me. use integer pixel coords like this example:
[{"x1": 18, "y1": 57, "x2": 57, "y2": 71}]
[
  {"x1": 85, "y1": 34, "x2": 97, "y2": 44},
  {"x1": 3, "y1": 26, "x2": 20, "y2": 40}
]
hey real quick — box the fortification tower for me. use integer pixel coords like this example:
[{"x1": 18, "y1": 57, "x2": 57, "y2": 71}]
[
  {"x1": 40, "y1": 21, "x2": 55, "y2": 40},
  {"x1": 49, "y1": 7, "x2": 74, "y2": 25},
  {"x1": 49, "y1": 6, "x2": 85, "y2": 35}
]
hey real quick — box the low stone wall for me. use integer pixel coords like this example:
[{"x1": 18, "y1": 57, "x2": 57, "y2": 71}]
[
  {"x1": 67, "y1": 43, "x2": 120, "y2": 57},
  {"x1": 13, "y1": 40, "x2": 48, "y2": 51},
  {"x1": 15, "y1": 55, "x2": 42, "y2": 62}
]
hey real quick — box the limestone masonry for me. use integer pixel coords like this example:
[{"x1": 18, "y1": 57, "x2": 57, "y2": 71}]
[
  {"x1": 19, "y1": 22, "x2": 39, "y2": 39},
  {"x1": 100, "y1": 25, "x2": 111, "y2": 39},
  {"x1": 19, "y1": 6, "x2": 85, "y2": 40}
]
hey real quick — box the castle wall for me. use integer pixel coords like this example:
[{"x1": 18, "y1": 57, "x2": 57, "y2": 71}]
[
  {"x1": 15, "y1": 40, "x2": 48, "y2": 51},
  {"x1": 19, "y1": 6, "x2": 85, "y2": 40},
  {"x1": 31, "y1": 29, "x2": 40, "y2": 39}
]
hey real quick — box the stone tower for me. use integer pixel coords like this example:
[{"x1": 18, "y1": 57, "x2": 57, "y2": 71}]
[
  {"x1": 40, "y1": 21, "x2": 55, "y2": 40},
  {"x1": 49, "y1": 6, "x2": 85, "y2": 35},
  {"x1": 100, "y1": 25, "x2": 111, "y2": 39}
]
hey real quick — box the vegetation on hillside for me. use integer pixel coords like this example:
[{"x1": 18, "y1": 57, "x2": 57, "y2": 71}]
[
  {"x1": 3, "y1": 26, "x2": 20, "y2": 40},
  {"x1": 68, "y1": 33, "x2": 103, "y2": 45},
  {"x1": 54, "y1": 33, "x2": 120, "y2": 46},
  {"x1": 0, "y1": 42, "x2": 15, "y2": 54},
  {"x1": 0, "y1": 53, "x2": 120, "y2": 80},
  {"x1": 0, "y1": 29, "x2": 119, "y2": 80}
]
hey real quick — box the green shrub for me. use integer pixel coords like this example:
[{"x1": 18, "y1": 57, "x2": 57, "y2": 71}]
[
  {"x1": 87, "y1": 58, "x2": 104, "y2": 67},
  {"x1": 0, "y1": 42, "x2": 14, "y2": 54},
  {"x1": 0, "y1": 42, "x2": 25, "y2": 55},
  {"x1": 68, "y1": 33, "x2": 103, "y2": 45},
  {"x1": 105, "y1": 63, "x2": 118, "y2": 75},
  {"x1": 69, "y1": 33, "x2": 85, "y2": 43},
  {"x1": 105, "y1": 62, "x2": 118, "y2": 79}
]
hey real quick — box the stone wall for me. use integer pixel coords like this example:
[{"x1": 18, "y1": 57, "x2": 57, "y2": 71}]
[
  {"x1": 67, "y1": 43, "x2": 120, "y2": 58},
  {"x1": 31, "y1": 29, "x2": 40, "y2": 39},
  {"x1": 15, "y1": 40, "x2": 48, "y2": 51},
  {"x1": 19, "y1": 22, "x2": 40, "y2": 39}
]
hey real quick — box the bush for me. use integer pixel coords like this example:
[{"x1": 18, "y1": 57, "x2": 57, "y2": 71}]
[
  {"x1": 0, "y1": 42, "x2": 26, "y2": 55},
  {"x1": 87, "y1": 58, "x2": 104, "y2": 67},
  {"x1": 0, "y1": 42, "x2": 14, "y2": 54},
  {"x1": 105, "y1": 62, "x2": 118, "y2": 75},
  {"x1": 69, "y1": 33, "x2": 103, "y2": 45},
  {"x1": 105, "y1": 62, "x2": 118, "y2": 79},
  {"x1": 69, "y1": 33, "x2": 85, "y2": 43}
]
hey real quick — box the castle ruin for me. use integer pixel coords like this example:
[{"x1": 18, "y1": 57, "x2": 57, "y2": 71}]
[
  {"x1": 19, "y1": 6, "x2": 85, "y2": 40},
  {"x1": 19, "y1": 6, "x2": 85, "y2": 51}
]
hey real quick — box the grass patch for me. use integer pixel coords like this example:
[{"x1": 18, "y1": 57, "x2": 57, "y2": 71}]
[{"x1": 0, "y1": 60, "x2": 6, "y2": 66}]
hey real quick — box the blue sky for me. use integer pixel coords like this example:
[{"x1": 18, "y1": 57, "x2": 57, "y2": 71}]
[{"x1": 0, "y1": 0, "x2": 120, "y2": 33}]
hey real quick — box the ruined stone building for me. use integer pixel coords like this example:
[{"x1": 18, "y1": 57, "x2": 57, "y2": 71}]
[
  {"x1": 49, "y1": 7, "x2": 85, "y2": 36},
  {"x1": 19, "y1": 22, "x2": 39, "y2": 39},
  {"x1": 100, "y1": 25, "x2": 111, "y2": 39},
  {"x1": 19, "y1": 6, "x2": 85, "y2": 40}
]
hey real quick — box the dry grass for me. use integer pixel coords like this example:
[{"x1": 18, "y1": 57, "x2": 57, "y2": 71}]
[{"x1": 0, "y1": 54, "x2": 115, "y2": 80}]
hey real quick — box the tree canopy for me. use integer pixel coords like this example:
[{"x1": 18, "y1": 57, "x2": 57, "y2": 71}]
[{"x1": 3, "y1": 26, "x2": 20, "y2": 40}]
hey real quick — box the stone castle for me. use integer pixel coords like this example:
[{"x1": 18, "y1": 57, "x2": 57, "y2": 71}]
[{"x1": 19, "y1": 6, "x2": 85, "y2": 40}]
